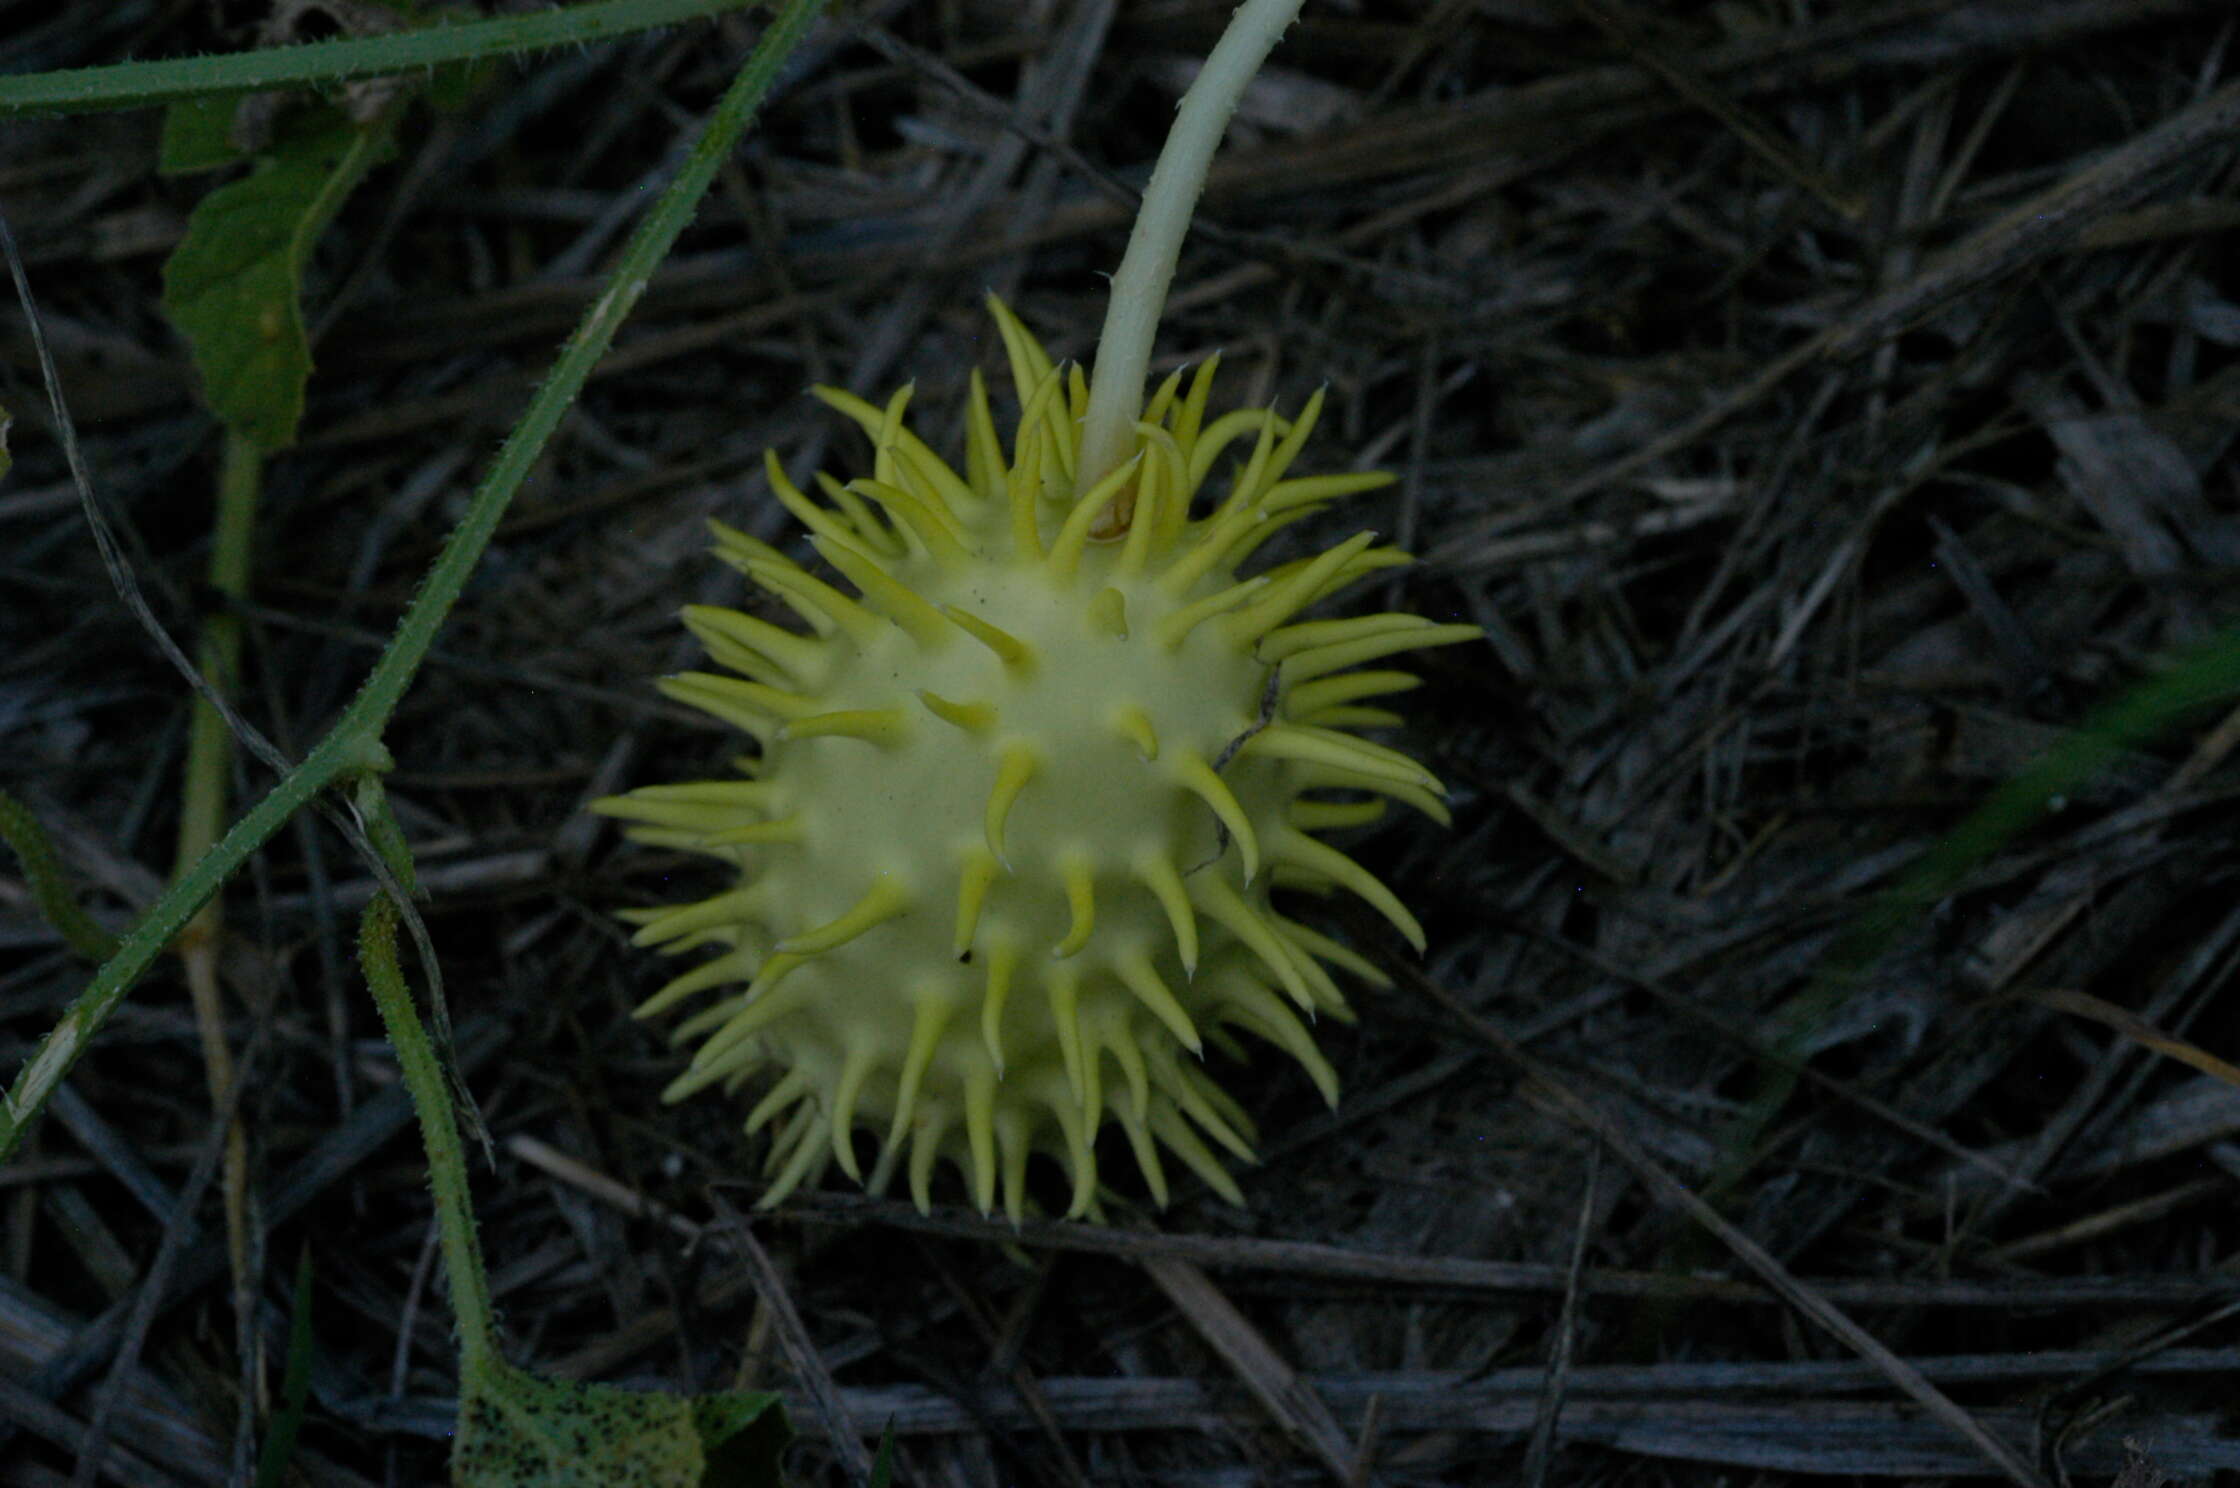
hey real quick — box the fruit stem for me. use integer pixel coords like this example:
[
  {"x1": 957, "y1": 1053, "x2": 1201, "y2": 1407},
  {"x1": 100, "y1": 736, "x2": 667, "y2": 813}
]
[{"x1": 1075, "y1": 0, "x2": 1305, "y2": 497}]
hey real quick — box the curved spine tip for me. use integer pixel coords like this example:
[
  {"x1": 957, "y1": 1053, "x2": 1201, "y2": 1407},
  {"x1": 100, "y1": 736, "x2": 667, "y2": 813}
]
[
  {"x1": 828, "y1": 1046, "x2": 878, "y2": 1180},
  {"x1": 809, "y1": 534, "x2": 949, "y2": 646},
  {"x1": 1189, "y1": 875, "x2": 1309, "y2": 1007},
  {"x1": 654, "y1": 673, "x2": 783, "y2": 742},
  {"x1": 1111, "y1": 704, "x2": 1160, "y2": 760},
  {"x1": 779, "y1": 707, "x2": 913, "y2": 749},
  {"x1": 1119, "y1": 424, "x2": 1190, "y2": 577},
  {"x1": 1119, "y1": 1100, "x2": 1168, "y2": 1207},
  {"x1": 1220, "y1": 530, "x2": 1380, "y2": 646},
  {"x1": 872, "y1": 381, "x2": 916, "y2": 489},
  {"x1": 776, "y1": 874, "x2": 910, "y2": 955},
  {"x1": 637, "y1": 944, "x2": 757, "y2": 1018},
  {"x1": 1087, "y1": 586, "x2": 1129, "y2": 639},
  {"x1": 1052, "y1": 852, "x2": 1096, "y2": 958},
  {"x1": 983, "y1": 742, "x2": 1037, "y2": 866},
  {"x1": 1277, "y1": 620, "x2": 1484, "y2": 684},
  {"x1": 978, "y1": 936, "x2": 1020, "y2": 1076},
  {"x1": 1241, "y1": 722, "x2": 1437, "y2": 790},
  {"x1": 1162, "y1": 1056, "x2": 1255, "y2": 1159},
  {"x1": 918, "y1": 689, "x2": 999, "y2": 735},
  {"x1": 1290, "y1": 798, "x2": 1387, "y2": 832},
  {"x1": 1172, "y1": 353, "x2": 1222, "y2": 468},
  {"x1": 1054, "y1": 1101, "x2": 1099, "y2": 1219},
  {"x1": 680, "y1": 603, "x2": 826, "y2": 686},
  {"x1": 1216, "y1": 972, "x2": 1340, "y2": 1107},
  {"x1": 1107, "y1": 1018, "x2": 1152, "y2": 1124},
  {"x1": 700, "y1": 816, "x2": 806, "y2": 847},
  {"x1": 987, "y1": 293, "x2": 1056, "y2": 413},
  {"x1": 963, "y1": 1065, "x2": 999, "y2": 1215},
  {"x1": 964, "y1": 368, "x2": 1005, "y2": 502},
  {"x1": 740, "y1": 555, "x2": 884, "y2": 649},
  {"x1": 907, "y1": 1103, "x2": 951, "y2": 1215},
  {"x1": 742, "y1": 1068, "x2": 811, "y2": 1135},
  {"x1": 941, "y1": 604, "x2": 1036, "y2": 672},
  {"x1": 892, "y1": 435, "x2": 983, "y2": 529},
  {"x1": 1152, "y1": 573, "x2": 1269, "y2": 650},
  {"x1": 1189, "y1": 407, "x2": 1277, "y2": 518},
  {"x1": 1283, "y1": 669, "x2": 1421, "y2": 716},
  {"x1": 1271, "y1": 828, "x2": 1427, "y2": 952},
  {"x1": 758, "y1": 1110, "x2": 830, "y2": 1209},
  {"x1": 1133, "y1": 849, "x2": 1199, "y2": 975},
  {"x1": 1048, "y1": 454, "x2": 1144, "y2": 583},
  {"x1": 1170, "y1": 747, "x2": 1259, "y2": 882},
  {"x1": 847, "y1": 475, "x2": 971, "y2": 564},
  {"x1": 882, "y1": 995, "x2": 952, "y2": 1149},
  {"x1": 1116, "y1": 947, "x2": 1201, "y2": 1053},
  {"x1": 952, "y1": 846, "x2": 1000, "y2": 957},
  {"x1": 1148, "y1": 1103, "x2": 1246, "y2": 1206},
  {"x1": 1044, "y1": 962, "x2": 1086, "y2": 1103}
]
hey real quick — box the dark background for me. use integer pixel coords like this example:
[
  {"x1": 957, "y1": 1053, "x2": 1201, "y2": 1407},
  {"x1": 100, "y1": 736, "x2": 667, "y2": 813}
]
[{"x1": 3, "y1": 2, "x2": 2239, "y2": 1483}]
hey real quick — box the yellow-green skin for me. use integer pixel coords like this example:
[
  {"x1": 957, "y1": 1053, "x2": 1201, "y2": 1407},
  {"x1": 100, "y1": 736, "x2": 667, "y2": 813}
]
[{"x1": 597, "y1": 299, "x2": 1477, "y2": 1221}]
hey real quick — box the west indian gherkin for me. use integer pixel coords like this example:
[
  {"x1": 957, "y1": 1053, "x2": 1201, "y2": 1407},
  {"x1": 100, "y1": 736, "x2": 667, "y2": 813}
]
[{"x1": 595, "y1": 298, "x2": 1479, "y2": 1221}]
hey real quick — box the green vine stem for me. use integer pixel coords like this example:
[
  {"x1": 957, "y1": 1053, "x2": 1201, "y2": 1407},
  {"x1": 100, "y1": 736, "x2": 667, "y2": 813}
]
[
  {"x1": 1074, "y1": 0, "x2": 1306, "y2": 494},
  {"x1": 0, "y1": 0, "x2": 766, "y2": 118},
  {"x1": 172, "y1": 429, "x2": 268, "y2": 1347},
  {"x1": 358, "y1": 893, "x2": 495, "y2": 1367},
  {"x1": 1712, "y1": 624, "x2": 2240, "y2": 1194},
  {"x1": 169, "y1": 98, "x2": 390, "y2": 1315},
  {"x1": 0, "y1": 790, "x2": 120, "y2": 961},
  {"x1": 0, "y1": 0, "x2": 829, "y2": 1165},
  {"x1": 173, "y1": 429, "x2": 264, "y2": 911}
]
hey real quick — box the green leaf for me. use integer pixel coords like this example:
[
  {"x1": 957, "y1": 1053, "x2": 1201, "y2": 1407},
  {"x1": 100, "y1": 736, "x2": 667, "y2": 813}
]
[
  {"x1": 251, "y1": 1247, "x2": 318, "y2": 1488},
  {"x1": 454, "y1": 1358, "x2": 789, "y2": 1487},
  {"x1": 693, "y1": 1393, "x2": 793, "y2": 1488},
  {"x1": 158, "y1": 93, "x2": 245, "y2": 174},
  {"x1": 159, "y1": 103, "x2": 392, "y2": 450},
  {"x1": 427, "y1": 53, "x2": 498, "y2": 114},
  {"x1": 1713, "y1": 623, "x2": 2240, "y2": 1195},
  {"x1": 867, "y1": 1423, "x2": 897, "y2": 1487},
  {"x1": 0, "y1": 789, "x2": 120, "y2": 961}
]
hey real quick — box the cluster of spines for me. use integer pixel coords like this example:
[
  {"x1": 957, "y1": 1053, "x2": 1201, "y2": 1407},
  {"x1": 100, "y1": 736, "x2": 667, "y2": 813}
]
[
  {"x1": 598, "y1": 295, "x2": 1478, "y2": 1216},
  {"x1": 598, "y1": 802, "x2": 1393, "y2": 1220}
]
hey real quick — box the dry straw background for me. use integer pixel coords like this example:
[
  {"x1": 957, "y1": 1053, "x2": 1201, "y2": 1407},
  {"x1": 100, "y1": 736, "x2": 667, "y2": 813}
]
[{"x1": 5, "y1": 1, "x2": 2240, "y2": 1483}]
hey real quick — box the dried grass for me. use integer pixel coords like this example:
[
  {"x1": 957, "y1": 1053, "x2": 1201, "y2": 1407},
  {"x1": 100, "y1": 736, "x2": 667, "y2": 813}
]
[{"x1": 4, "y1": 1, "x2": 2240, "y2": 1483}]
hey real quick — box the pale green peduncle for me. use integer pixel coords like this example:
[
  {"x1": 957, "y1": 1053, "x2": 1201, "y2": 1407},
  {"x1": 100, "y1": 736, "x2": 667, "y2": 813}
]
[{"x1": 1075, "y1": 0, "x2": 1307, "y2": 496}]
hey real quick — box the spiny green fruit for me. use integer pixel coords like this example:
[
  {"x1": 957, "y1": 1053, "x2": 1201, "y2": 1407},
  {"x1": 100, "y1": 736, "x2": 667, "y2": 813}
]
[{"x1": 596, "y1": 298, "x2": 1478, "y2": 1221}]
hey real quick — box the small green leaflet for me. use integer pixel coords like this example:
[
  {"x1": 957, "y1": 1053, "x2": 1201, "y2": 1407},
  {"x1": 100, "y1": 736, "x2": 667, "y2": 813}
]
[
  {"x1": 159, "y1": 103, "x2": 392, "y2": 450},
  {"x1": 158, "y1": 92, "x2": 246, "y2": 174},
  {"x1": 453, "y1": 1358, "x2": 789, "y2": 1487},
  {"x1": 250, "y1": 1247, "x2": 319, "y2": 1488}
]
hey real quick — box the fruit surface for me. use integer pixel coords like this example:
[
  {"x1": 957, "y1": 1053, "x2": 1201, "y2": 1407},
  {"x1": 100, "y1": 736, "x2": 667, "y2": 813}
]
[{"x1": 597, "y1": 300, "x2": 1478, "y2": 1219}]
